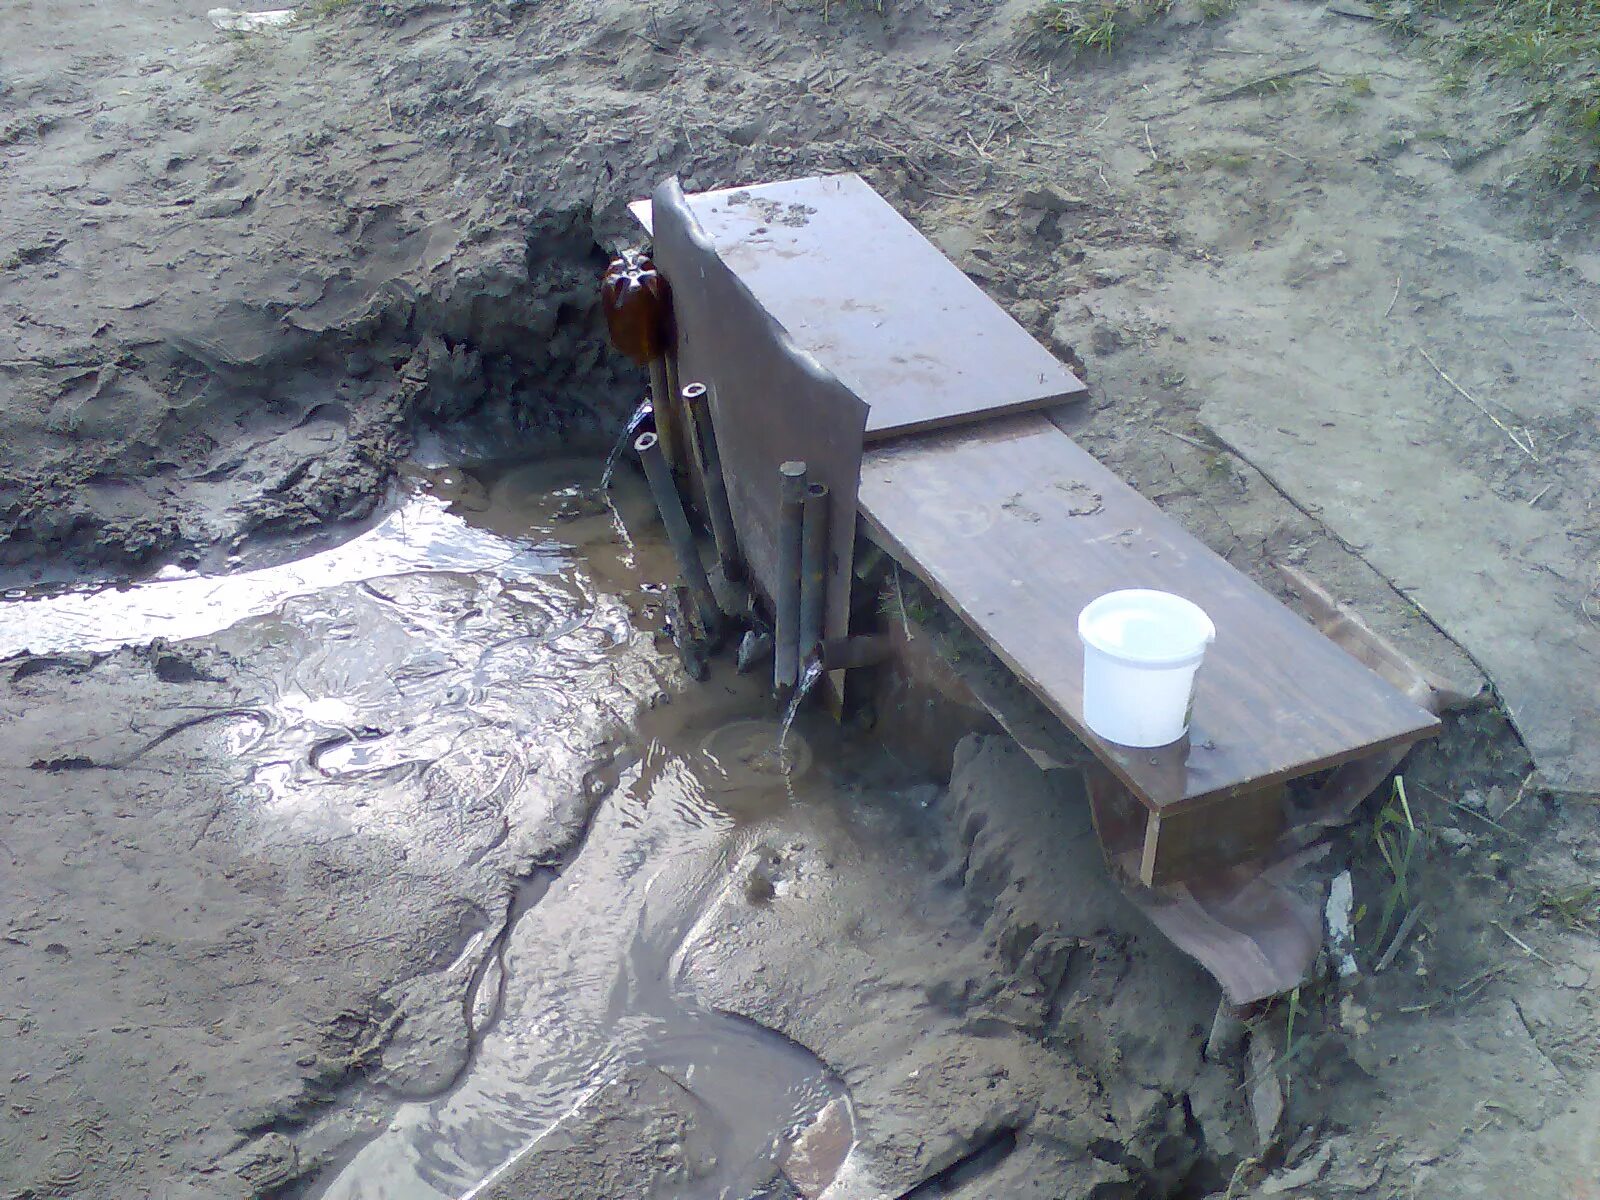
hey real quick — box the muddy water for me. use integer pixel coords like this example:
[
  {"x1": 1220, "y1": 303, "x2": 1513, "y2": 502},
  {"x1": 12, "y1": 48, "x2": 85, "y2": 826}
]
[
  {"x1": 0, "y1": 490, "x2": 562, "y2": 659},
  {"x1": 318, "y1": 680, "x2": 847, "y2": 1200},
  {"x1": 306, "y1": 463, "x2": 852, "y2": 1200},
  {"x1": 1, "y1": 454, "x2": 863, "y2": 1198}
]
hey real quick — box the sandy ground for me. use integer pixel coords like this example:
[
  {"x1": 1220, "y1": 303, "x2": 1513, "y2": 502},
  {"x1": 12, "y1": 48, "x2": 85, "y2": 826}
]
[{"x1": 3, "y1": 0, "x2": 1600, "y2": 1197}]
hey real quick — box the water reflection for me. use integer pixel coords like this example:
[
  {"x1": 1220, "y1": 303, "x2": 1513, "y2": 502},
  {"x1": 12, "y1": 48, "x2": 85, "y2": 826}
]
[{"x1": 0, "y1": 496, "x2": 563, "y2": 659}]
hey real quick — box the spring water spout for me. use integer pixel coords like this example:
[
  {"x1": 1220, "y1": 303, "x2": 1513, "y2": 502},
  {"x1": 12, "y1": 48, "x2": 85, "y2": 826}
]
[
  {"x1": 599, "y1": 400, "x2": 653, "y2": 491},
  {"x1": 778, "y1": 657, "x2": 826, "y2": 757}
]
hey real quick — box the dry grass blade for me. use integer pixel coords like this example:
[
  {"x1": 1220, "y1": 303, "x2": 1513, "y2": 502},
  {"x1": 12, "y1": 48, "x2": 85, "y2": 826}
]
[
  {"x1": 1493, "y1": 920, "x2": 1556, "y2": 967},
  {"x1": 1498, "y1": 770, "x2": 1537, "y2": 818},
  {"x1": 1450, "y1": 801, "x2": 1526, "y2": 841},
  {"x1": 1383, "y1": 274, "x2": 1401, "y2": 318},
  {"x1": 1569, "y1": 301, "x2": 1600, "y2": 338},
  {"x1": 1374, "y1": 903, "x2": 1425, "y2": 972},
  {"x1": 1399, "y1": 963, "x2": 1506, "y2": 1012},
  {"x1": 1416, "y1": 345, "x2": 1538, "y2": 460},
  {"x1": 1205, "y1": 65, "x2": 1319, "y2": 102}
]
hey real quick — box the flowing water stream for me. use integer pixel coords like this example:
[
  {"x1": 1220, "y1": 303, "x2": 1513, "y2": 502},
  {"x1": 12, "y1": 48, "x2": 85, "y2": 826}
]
[{"x1": 0, "y1": 452, "x2": 871, "y2": 1199}]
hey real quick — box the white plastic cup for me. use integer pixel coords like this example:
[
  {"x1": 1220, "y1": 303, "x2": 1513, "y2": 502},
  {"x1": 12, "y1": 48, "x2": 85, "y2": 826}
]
[{"x1": 1077, "y1": 589, "x2": 1216, "y2": 747}]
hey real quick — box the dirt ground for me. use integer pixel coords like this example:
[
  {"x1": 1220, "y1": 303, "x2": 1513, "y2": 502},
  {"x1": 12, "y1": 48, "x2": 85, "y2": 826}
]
[{"x1": 3, "y1": 0, "x2": 1599, "y2": 1197}]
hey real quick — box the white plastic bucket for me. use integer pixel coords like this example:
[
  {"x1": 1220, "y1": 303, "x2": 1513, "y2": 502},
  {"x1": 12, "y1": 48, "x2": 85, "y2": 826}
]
[{"x1": 1077, "y1": 589, "x2": 1216, "y2": 747}]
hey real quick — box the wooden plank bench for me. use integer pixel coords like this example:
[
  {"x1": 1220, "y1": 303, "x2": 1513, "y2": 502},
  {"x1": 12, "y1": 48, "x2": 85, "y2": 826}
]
[{"x1": 858, "y1": 415, "x2": 1441, "y2": 886}]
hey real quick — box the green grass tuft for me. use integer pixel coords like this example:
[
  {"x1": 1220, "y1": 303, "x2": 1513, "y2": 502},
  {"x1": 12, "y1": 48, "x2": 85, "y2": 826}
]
[
  {"x1": 1372, "y1": 776, "x2": 1424, "y2": 947},
  {"x1": 1026, "y1": 0, "x2": 1174, "y2": 55},
  {"x1": 1372, "y1": 0, "x2": 1600, "y2": 186}
]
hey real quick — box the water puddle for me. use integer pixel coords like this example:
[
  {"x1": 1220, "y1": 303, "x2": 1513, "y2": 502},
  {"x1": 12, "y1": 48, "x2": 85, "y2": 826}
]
[
  {"x1": 1, "y1": 453, "x2": 860, "y2": 1199},
  {"x1": 318, "y1": 675, "x2": 849, "y2": 1200},
  {"x1": 0, "y1": 494, "x2": 562, "y2": 660}
]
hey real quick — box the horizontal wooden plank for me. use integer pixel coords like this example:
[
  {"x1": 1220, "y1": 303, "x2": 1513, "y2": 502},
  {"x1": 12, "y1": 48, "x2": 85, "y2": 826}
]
[
  {"x1": 628, "y1": 174, "x2": 1087, "y2": 440},
  {"x1": 858, "y1": 414, "x2": 1440, "y2": 811}
]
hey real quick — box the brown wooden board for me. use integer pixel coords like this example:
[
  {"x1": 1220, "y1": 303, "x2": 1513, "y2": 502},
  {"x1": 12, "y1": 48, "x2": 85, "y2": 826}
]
[
  {"x1": 648, "y1": 178, "x2": 868, "y2": 664},
  {"x1": 857, "y1": 413, "x2": 1441, "y2": 811},
  {"x1": 1086, "y1": 766, "x2": 1320, "y2": 1003},
  {"x1": 628, "y1": 174, "x2": 1087, "y2": 441},
  {"x1": 1140, "y1": 784, "x2": 1286, "y2": 888}
]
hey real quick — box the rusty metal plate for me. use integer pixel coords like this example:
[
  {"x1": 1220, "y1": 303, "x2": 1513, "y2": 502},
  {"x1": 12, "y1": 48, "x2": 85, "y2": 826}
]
[
  {"x1": 629, "y1": 173, "x2": 1087, "y2": 441},
  {"x1": 647, "y1": 178, "x2": 868, "y2": 658}
]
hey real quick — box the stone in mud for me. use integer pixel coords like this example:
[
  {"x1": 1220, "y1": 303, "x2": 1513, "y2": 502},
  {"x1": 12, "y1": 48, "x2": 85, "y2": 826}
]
[
  {"x1": 475, "y1": 1064, "x2": 719, "y2": 1200},
  {"x1": 779, "y1": 1097, "x2": 853, "y2": 1197},
  {"x1": 1248, "y1": 1030, "x2": 1285, "y2": 1150}
]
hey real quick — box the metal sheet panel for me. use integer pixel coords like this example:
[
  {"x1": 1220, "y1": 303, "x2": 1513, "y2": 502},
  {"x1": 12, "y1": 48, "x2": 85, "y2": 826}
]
[{"x1": 648, "y1": 178, "x2": 868, "y2": 659}]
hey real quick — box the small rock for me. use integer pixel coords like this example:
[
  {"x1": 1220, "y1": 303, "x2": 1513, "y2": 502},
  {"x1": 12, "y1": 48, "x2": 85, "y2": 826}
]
[
  {"x1": 727, "y1": 118, "x2": 768, "y2": 147},
  {"x1": 1437, "y1": 827, "x2": 1471, "y2": 851},
  {"x1": 1325, "y1": 870, "x2": 1358, "y2": 980},
  {"x1": 1261, "y1": 1141, "x2": 1332, "y2": 1194},
  {"x1": 736, "y1": 630, "x2": 774, "y2": 674},
  {"x1": 1018, "y1": 184, "x2": 1088, "y2": 213},
  {"x1": 1247, "y1": 1030, "x2": 1284, "y2": 1149}
]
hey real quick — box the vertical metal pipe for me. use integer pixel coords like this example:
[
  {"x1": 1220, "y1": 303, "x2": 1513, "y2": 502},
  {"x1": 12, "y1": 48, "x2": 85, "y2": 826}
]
[
  {"x1": 682, "y1": 382, "x2": 743, "y2": 583},
  {"x1": 636, "y1": 432, "x2": 721, "y2": 638},
  {"x1": 773, "y1": 460, "x2": 808, "y2": 691},
  {"x1": 798, "y1": 482, "x2": 829, "y2": 666},
  {"x1": 647, "y1": 358, "x2": 687, "y2": 470}
]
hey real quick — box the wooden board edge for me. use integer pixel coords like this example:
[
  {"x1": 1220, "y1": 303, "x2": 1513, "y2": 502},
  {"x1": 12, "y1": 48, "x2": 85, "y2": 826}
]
[
  {"x1": 632, "y1": 191, "x2": 1090, "y2": 443},
  {"x1": 862, "y1": 384, "x2": 1091, "y2": 442}
]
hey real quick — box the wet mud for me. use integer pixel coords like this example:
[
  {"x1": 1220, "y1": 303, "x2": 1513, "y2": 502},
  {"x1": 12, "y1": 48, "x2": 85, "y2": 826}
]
[
  {"x1": 6, "y1": 0, "x2": 1600, "y2": 1195},
  {"x1": 0, "y1": 450, "x2": 1259, "y2": 1199}
]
